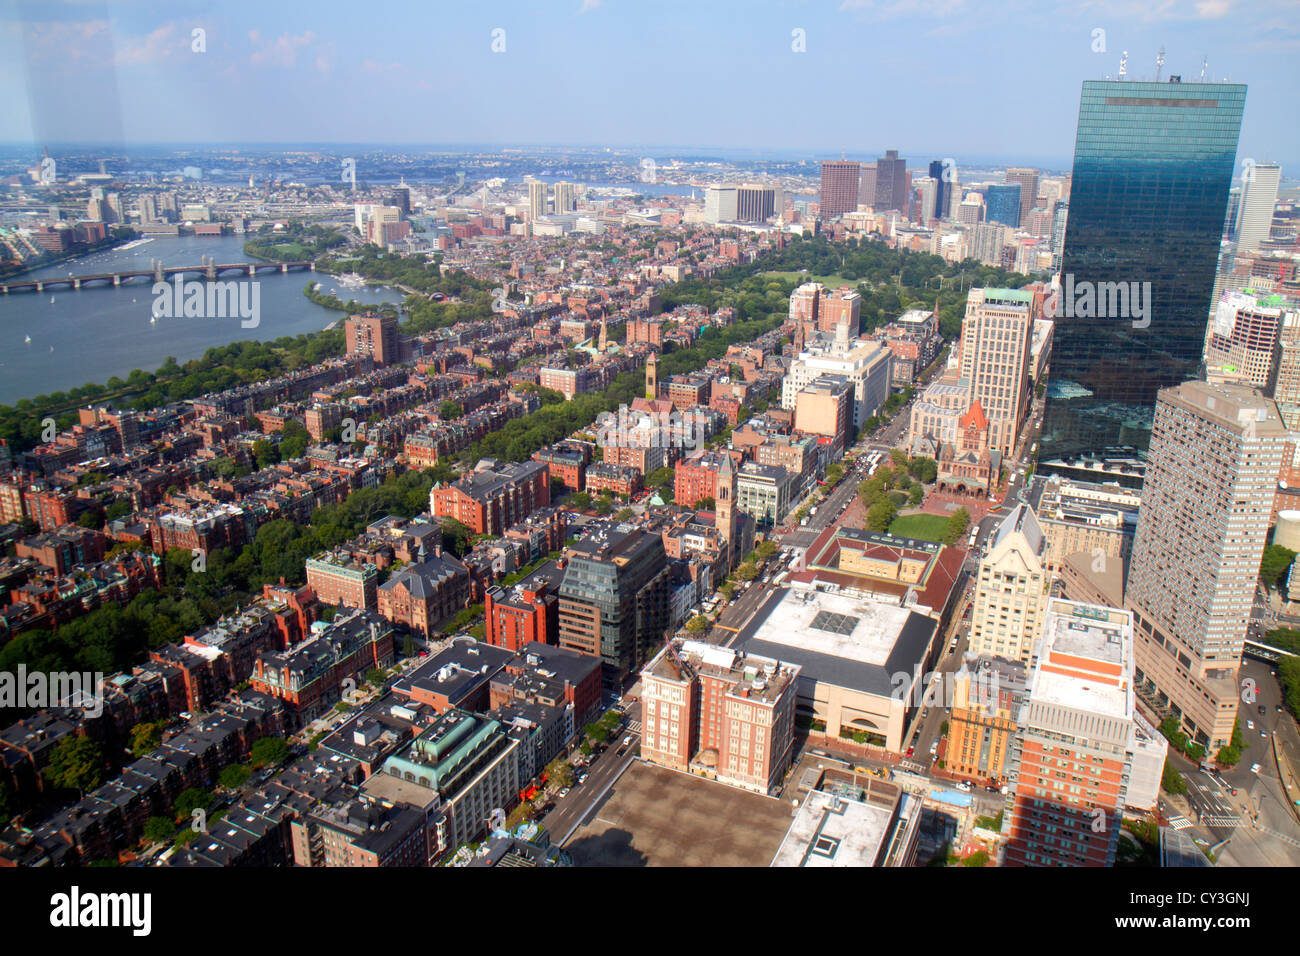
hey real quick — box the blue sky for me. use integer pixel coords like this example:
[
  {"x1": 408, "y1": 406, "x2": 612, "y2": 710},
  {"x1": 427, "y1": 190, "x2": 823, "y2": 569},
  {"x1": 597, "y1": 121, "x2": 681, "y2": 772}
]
[{"x1": 2, "y1": 0, "x2": 1297, "y2": 169}]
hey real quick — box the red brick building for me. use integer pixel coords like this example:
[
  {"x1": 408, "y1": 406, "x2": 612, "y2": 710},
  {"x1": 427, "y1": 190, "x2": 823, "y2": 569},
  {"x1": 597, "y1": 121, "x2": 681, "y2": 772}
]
[
  {"x1": 583, "y1": 463, "x2": 642, "y2": 498},
  {"x1": 484, "y1": 561, "x2": 564, "y2": 652},
  {"x1": 430, "y1": 459, "x2": 550, "y2": 536}
]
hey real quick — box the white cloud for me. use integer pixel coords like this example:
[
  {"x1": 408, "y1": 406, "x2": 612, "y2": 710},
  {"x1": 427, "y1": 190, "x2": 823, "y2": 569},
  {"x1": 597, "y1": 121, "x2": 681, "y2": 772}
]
[{"x1": 248, "y1": 29, "x2": 316, "y2": 68}]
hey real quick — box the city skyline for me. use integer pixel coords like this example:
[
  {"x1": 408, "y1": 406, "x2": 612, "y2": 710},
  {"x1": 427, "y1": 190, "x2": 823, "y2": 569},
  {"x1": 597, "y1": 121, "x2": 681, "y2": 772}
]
[{"x1": 2, "y1": 1, "x2": 1298, "y2": 169}]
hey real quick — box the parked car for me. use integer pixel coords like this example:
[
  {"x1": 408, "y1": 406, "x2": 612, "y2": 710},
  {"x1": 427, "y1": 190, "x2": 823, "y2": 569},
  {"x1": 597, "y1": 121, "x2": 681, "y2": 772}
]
[
  {"x1": 623, "y1": 735, "x2": 633, "y2": 746},
  {"x1": 955, "y1": 781, "x2": 971, "y2": 793},
  {"x1": 557, "y1": 787, "x2": 571, "y2": 798},
  {"x1": 1250, "y1": 764, "x2": 1262, "y2": 775}
]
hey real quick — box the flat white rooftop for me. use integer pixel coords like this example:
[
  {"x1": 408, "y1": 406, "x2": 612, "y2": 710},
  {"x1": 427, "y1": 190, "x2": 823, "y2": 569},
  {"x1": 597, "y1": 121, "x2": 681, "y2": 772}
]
[
  {"x1": 772, "y1": 789, "x2": 893, "y2": 867},
  {"x1": 750, "y1": 588, "x2": 910, "y2": 667},
  {"x1": 1031, "y1": 600, "x2": 1133, "y2": 720}
]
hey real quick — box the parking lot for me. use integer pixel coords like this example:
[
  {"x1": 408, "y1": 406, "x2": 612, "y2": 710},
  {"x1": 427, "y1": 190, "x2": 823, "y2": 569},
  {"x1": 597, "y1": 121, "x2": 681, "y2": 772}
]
[{"x1": 564, "y1": 762, "x2": 794, "y2": 866}]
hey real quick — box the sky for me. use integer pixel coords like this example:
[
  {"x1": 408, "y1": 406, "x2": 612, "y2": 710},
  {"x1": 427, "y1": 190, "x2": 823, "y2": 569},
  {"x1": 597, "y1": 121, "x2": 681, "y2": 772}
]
[{"x1": 1, "y1": 0, "x2": 1297, "y2": 171}]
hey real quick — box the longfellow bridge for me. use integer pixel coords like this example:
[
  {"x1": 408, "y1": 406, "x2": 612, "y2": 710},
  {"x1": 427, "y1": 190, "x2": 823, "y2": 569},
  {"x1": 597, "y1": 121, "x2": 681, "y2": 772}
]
[{"x1": 0, "y1": 257, "x2": 314, "y2": 294}]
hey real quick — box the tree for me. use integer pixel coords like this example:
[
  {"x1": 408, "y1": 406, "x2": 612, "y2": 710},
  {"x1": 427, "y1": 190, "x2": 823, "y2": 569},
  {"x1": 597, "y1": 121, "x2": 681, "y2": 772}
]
[
  {"x1": 942, "y1": 507, "x2": 970, "y2": 545},
  {"x1": 907, "y1": 484, "x2": 925, "y2": 506},
  {"x1": 685, "y1": 615, "x2": 709, "y2": 634},
  {"x1": 570, "y1": 492, "x2": 592, "y2": 509},
  {"x1": 252, "y1": 438, "x2": 279, "y2": 470},
  {"x1": 218, "y1": 764, "x2": 252, "y2": 789},
  {"x1": 278, "y1": 419, "x2": 311, "y2": 460},
  {"x1": 616, "y1": 507, "x2": 634, "y2": 521},
  {"x1": 142, "y1": 816, "x2": 177, "y2": 845},
  {"x1": 866, "y1": 498, "x2": 897, "y2": 533},
  {"x1": 736, "y1": 561, "x2": 759, "y2": 582},
  {"x1": 250, "y1": 736, "x2": 290, "y2": 769},
  {"x1": 1259, "y1": 544, "x2": 1296, "y2": 591},
  {"x1": 908, "y1": 456, "x2": 938, "y2": 484},
  {"x1": 128, "y1": 721, "x2": 164, "y2": 758},
  {"x1": 693, "y1": 496, "x2": 715, "y2": 510},
  {"x1": 440, "y1": 400, "x2": 463, "y2": 420},
  {"x1": 45, "y1": 736, "x2": 105, "y2": 796},
  {"x1": 1161, "y1": 762, "x2": 1187, "y2": 795},
  {"x1": 756, "y1": 539, "x2": 778, "y2": 561},
  {"x1": 172, "y1": 787, "x2": 213, "y2": 823}
]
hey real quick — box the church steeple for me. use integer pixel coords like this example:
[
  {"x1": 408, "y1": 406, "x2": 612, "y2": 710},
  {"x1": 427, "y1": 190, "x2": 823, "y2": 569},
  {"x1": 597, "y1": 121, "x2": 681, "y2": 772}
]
[{"x1": 645, "y1": 350, "x2": 658, "y2": 400}]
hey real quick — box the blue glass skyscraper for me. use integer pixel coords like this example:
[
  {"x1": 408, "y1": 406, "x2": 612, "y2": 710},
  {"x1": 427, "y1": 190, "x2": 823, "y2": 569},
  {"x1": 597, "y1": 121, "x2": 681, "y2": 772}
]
[
  {"x1": 928, "y1": 159, "x2": 948, "y2": 221},
  {"x1": 985, "y1": 183, "x2": 1022, "y2": 227},
  {"x1": 1038, "y1": 79, "x2": 1246, "y2": 486}
]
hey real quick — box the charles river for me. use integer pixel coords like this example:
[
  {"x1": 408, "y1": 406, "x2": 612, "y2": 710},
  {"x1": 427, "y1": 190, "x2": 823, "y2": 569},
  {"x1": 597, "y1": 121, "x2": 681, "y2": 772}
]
[{"x1": 0, "y1": 234, "x2": 403, "y2": 407}]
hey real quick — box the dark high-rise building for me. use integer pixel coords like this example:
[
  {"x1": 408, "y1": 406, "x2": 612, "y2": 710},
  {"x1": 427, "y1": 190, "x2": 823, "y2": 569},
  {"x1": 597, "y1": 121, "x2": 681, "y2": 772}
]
[
  {"x1": 873, "y1": 149, "x2": 907, "y2": 212},
  {"x1": 557, "y1": 526, "x2": 669, "y2": 687},
  {"x1": 928, "y1": 160, "x2": 948, "y2": 223},
  {"x1": 1039, "y1": 79, "x2": 1246, "y2": 486},
  {"x1": 736, "y1": 185, "x2": 776, "y2": 223},
  {"x1": 985, "y1": 184, "x2": 1022, "y2": 228},
  {"x1": 819, "y1": 160, "x2": 861, "y2": 219},
  {"x1": 386, "y1": 184, "x2": 411, "y2": 217}
]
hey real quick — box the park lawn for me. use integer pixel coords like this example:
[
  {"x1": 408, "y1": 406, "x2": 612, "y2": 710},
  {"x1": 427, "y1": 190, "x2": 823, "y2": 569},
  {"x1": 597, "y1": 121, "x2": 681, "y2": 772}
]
[
  {"x1": 888, "y1": 512, "x2": 950, "y2": 543},
  {"x1": 761, "y1": 270, "x2": 861, "y2": 289}
]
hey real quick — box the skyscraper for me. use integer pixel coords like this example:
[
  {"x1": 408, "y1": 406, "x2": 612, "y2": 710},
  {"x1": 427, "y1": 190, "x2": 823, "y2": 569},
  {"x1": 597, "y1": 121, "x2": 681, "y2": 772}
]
[
  {"x1": 819, "y1": 161, "x2": 860, "y2": 219},
  {"x1": 912, "y1": 176, "x2": 938, "y2": 223},
  {"x1": 553, "y1": 181, "x2": 576, "y2": 214},
  {"x1": 1039, "y1": 79, "x2": 1247, "y2": 484},
  {"x1": 873, "y1": 149, "x2": 907, "y2": 212},
  {"x1": 928, "y1": 160, "x2": 949, "y2": 223},
  {"x1": 1002, "y1": 598, "x2": 1138, "y2": 867},
  {"x1": 736, "y1": 184, "x2": 777, "y2": 222},
  {"x1": 1234, "y1": 162, "x2": 1281, "y2": 256},
  {"x1": 704, "y1": 185, "x2": 739, "y2": 223},
  {"x1": 527, "y1": 180, "x2": 549, "y2": 221},
  {"x1": 984, "y1": 184, "x2": 1022, "y2": 228},
  {"x1": 1124, "y1": 380, "x2": 1284, "y2": 749},
  {"x1": 1004, "y1": 167, "x2": 1040, "y2": 225},
  {"x1": 960, "y1": 287, "x2": 1037, "y2": 457}
]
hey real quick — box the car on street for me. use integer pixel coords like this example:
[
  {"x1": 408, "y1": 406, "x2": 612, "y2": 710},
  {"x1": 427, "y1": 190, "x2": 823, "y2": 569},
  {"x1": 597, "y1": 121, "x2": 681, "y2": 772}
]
[
  {"x1": 578, "y1": 773, "x2": 588, "y2": 784},
  {"x1": 955, "y1": 781, "x2": 971, "y2": 792},
  {"x1": 623, "y1": 735, "x2": 633, "y2": 746},
  {"x1": 905, "y1": 746, "x2": 914, "y2": 757},
  {"x1": 1250, "y1": 764, "x2": 1262, "y2": 774},
  {"x1": 557, "y1": 787, "x2": 571, "y2": 798},
  {"x1": 1248, "y1": 720, "x2": 1254, "y2": 730}
]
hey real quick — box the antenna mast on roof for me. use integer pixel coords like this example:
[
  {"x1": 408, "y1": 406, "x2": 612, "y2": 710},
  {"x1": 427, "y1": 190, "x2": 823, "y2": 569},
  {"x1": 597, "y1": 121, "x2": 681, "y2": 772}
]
[{"x1": 1155, "y1": 46, "x2": 1165, "y2": 83}]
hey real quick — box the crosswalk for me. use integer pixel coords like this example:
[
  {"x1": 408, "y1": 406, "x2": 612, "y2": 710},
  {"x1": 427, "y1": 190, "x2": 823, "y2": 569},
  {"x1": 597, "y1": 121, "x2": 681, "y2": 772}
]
[
  {"x1": 1166, "y1": 815, "x2": 1194, "y2": 830},
  {"x1": 1201, "y1": 814, "x2": 1245, "y2": 828},
  {"x1": 626, "y1": 720, "x2": 641, "y2": 734}
]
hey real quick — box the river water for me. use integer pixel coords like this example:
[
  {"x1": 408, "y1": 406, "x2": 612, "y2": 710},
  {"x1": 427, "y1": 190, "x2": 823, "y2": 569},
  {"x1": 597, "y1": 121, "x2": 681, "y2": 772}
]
[{"x1": 0, "y1": 234, "x2": 402, "y2": 406}]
